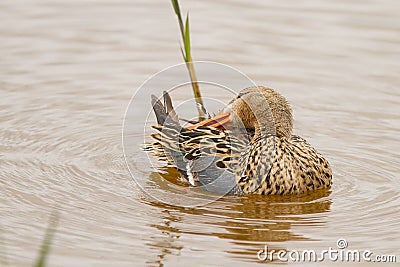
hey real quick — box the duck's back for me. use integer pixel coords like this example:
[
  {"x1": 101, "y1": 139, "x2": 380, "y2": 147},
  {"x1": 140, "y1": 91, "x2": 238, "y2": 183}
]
[{"x1": 238, "y1": 135, "x2": 332, "y2": 195}]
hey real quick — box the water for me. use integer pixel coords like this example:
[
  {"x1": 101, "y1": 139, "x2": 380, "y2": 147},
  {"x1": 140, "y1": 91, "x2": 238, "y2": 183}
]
[{"x1": 1, "y1": 0, "x2": 399, "y2": 266}]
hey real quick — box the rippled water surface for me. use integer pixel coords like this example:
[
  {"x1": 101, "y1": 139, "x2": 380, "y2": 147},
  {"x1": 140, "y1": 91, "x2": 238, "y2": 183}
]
[{"x1": 1, "y1": 0, "x2": 399, "y2": 266}]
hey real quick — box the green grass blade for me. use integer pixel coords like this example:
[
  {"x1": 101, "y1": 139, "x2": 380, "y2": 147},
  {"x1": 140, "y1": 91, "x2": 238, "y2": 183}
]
[
  {"x1": 34, "y1": 211, "x2": 59, "y2": 267},
  {"x1": 180, "y1": 46, "x2": 185, "y2": 60},
  {"x1": 184, "y1": 13, "x2": 191, "y2": 61},
  {"x1": 170, "y1": 0, "x2": 206, "y2": 120},
  {"x1": 171, "y1": 0, "x2": 181, "y2": 16},
  {"x1": 171, "y1": 0, "x2": 185, "y2": 46},
  {"x1": 0, "y1": 232, "x2": 8, "y2": 266}
]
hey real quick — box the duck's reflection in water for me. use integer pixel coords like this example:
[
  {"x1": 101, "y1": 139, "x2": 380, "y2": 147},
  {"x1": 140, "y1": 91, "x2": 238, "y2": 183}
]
[
  {"x1": 145, "y1": 208, "x2": 184, "y2": 267},
  {"x1": 144, "y1": 167, "x2": 331, "y2": 265}
]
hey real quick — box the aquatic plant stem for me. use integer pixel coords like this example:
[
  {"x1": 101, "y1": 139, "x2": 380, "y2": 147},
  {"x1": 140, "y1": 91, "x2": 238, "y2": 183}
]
[
  {"x1": 34, "y1": 211, "x2": 59, "y2": 267},
  {"x1": 171, "y1": 0, "x2": 206, "y2": 121}
]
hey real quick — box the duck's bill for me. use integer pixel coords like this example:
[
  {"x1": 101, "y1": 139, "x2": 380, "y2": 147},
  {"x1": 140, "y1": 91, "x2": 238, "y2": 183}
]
[{"x1": 186, "y1": 112, "x2": 231, "y2": 130}]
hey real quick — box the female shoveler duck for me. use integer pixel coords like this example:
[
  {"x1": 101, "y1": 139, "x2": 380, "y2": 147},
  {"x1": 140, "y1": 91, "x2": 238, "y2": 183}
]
[{"x1": 150, "y1": 86, "x2": 332, "y2": 195}]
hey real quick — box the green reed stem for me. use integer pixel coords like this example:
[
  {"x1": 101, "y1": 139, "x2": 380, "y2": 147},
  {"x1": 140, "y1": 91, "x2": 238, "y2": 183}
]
[
  {"x1": 34, "y1": 211, "x2": 59, "y2": 267},
  {"x1": 171, "y1": 0, "x2": 206, "y2": 121}
]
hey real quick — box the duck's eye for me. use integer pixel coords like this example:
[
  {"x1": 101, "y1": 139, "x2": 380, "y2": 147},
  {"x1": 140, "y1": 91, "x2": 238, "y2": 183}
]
[{"x1": 237, "y1": 91, "x2": 248, "y2": 99}]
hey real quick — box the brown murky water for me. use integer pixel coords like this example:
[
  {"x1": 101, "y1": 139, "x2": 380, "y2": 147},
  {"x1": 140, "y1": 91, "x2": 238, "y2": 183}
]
[{"x1": 1, "y1": 0, "x2": 399, "y2": 266}]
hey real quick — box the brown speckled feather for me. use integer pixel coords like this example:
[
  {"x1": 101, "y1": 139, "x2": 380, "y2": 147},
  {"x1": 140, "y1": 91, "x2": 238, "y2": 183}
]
[{"x1": 149, "y1": 86, "x2": 332, "y2": 195}]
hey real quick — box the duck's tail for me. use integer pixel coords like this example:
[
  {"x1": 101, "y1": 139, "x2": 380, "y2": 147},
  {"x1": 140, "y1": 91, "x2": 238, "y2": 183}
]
[
  {"x1": 150, "y1": 92, "x2": 193, "y2": 183},
  {"x1": 151, "y1": 91, "x2": 179, "y2": 126}
]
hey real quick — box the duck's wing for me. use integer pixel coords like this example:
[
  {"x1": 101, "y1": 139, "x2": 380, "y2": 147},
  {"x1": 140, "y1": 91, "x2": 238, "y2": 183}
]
[
  {"x1": 150, "y1": 93, "x2": 247, "y2": 194},
  {"x1": 183, "y1": 126, "x2": 248, "y2": 194},
  {"x1": 150, "y1": 92, "x2": 187, "y2": 171},
  {"x1": 152, "y1": 123, "x2": 247, "y2": 194}
]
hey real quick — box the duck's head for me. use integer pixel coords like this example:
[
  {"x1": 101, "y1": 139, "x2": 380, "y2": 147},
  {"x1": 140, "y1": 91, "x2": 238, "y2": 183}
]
[
  {"x1": 188, "y1": 86, "x2": 293, "y2": 139},
  {"x1": 226, "y1": 86, "x2": 293, "y2": 138}
]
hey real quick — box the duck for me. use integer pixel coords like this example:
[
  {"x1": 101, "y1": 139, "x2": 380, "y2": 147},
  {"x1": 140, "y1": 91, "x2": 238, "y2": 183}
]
[{"x1": 149, "y1": 86, "x2": 332, "y2": 195}]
